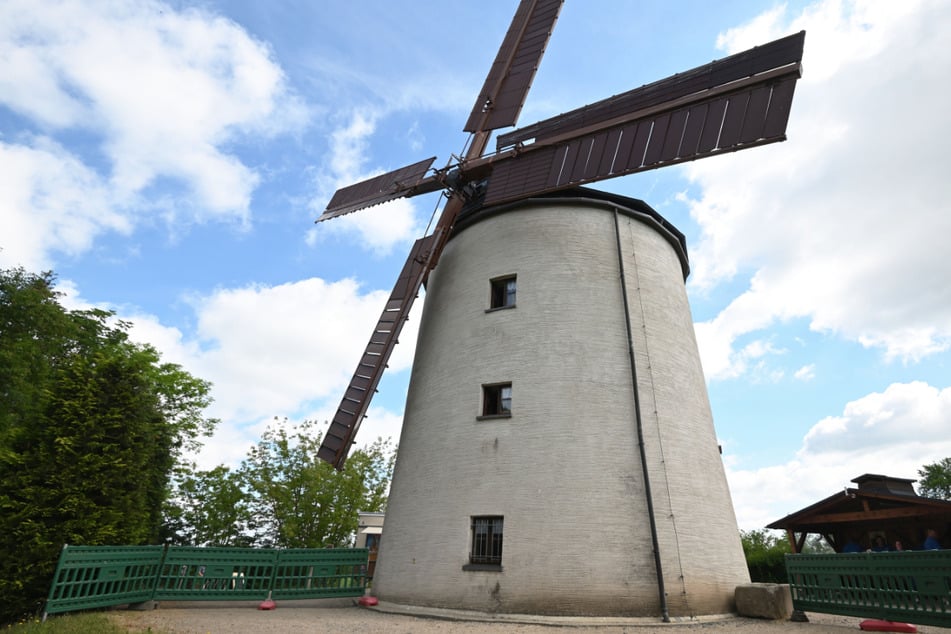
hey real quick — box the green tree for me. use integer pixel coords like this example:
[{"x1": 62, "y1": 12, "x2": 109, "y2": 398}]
[
  {"x1": 802, "y1": 533, "x2": 834, "y2": 554},
  {"x1": 0, "y1": 269, "x2": 77, "y2": 463},
  {"x1": 163, "y1": 464, "x2": 255, "y2": 546},
  {"x1": 0, "y1": 268, "x2": 217, "y2": 624},
  {"x1": 917, "y1": 457, "x2": 951, "y2": 500},
  {"x1": 238, "y1": 419, "x2": 394, "y2": 548},
  {"x1": 740, "y1": 529, "x2": 791, "y2": 582}
]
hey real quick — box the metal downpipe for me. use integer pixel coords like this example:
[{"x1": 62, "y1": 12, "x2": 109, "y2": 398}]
[{"x1": 613, "y1": 209, "x2": 670, "y2": 622}]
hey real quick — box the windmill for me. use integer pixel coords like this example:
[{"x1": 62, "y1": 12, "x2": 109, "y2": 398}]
[{"x1": 315, "y1": 0, "x2": 805, "y2": 618}]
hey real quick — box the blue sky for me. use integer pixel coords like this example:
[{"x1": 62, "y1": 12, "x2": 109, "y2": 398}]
[{"x1": 2, "y1": 0, "x2": 949, "y2": 530}]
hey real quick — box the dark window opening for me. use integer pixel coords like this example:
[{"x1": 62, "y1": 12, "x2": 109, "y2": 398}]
[
  {"x1": 489, "y1": 275, "x2": 516, "y2": 310},
  {"x1": 470, "y1": 516, "x2": 503, "y2": 566},
  {"x1": 482, "y1": 383, "x2": 512, "y2": 417}
]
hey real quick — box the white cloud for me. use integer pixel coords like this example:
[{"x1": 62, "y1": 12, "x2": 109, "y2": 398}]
[
  {"x1": 686, "y1": 0, "x2": 951, "y2": 378},
  {"x1": 0, "y1": 0, "x2": 305, "y2": 267},
  {"x1": 56, "y1": 275, "x2": 419, "y2": 469},
  {"x1": 310, "y1": 110, "x2": 424, "y2": 254},
  {"x1": 356, "y1": 406, "x2": 405, "y2": 450},
  {"x1": 0, "y1": 138, "x2": 126, "y2": 270},
  {"x1": 793, "y1": 364, "x2": 815, "y2": 381},
  {"x1": 316, "y1": 197, "x2": 424, "y2": 256},
  {"x1": 694, "y1": 287, "x2": 790, "y2": 379},
  {"x1": 803, "y1": 381, "x2": 950, "y2": 454},
  {"x1": 178, "y1": 277, "x2": 419, "y2": 422},
  {"x1": 727, "y1": 381, "x2": 951, "y2": 530}
]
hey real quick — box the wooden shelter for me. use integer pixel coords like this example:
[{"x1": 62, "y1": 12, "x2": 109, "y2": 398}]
[{"x1": 767, "y1": 474, "x2": 951, "y2": 553}]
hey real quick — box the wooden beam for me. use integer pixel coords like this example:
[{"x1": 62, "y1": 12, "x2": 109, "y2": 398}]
[{"x1": 805, "y1": 507, "x2": 933, "y2": 524}]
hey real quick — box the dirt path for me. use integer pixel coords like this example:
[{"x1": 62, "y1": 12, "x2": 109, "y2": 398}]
[{"x1": 109, "y1": 599, "x2": 947, "y2": 633}]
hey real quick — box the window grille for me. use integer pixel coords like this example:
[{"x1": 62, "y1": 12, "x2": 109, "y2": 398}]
[{"x1": 471, "y1": 516, "x2": 503, "y2": 565}]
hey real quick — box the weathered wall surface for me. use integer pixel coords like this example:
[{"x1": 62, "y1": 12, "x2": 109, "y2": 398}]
[{"x1": 373, "y1": 195, "x2": 748, "y2": 616}]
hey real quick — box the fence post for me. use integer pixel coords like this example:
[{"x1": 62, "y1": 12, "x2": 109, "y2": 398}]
[
  {"x1": 41, "y1": 544, "x2": 70, "y2": 622},
  {"x1": 132, "y1": 543, "x2": 169, "y2": 609}
]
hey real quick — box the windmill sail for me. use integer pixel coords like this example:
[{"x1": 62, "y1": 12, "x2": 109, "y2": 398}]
[
  {"x1": 464, "y1": 0, "x2": 564, "y2": 133},
  {"x1": 483, "y1": 31, "x2": 804, "y2": 205},
  {"x1": 317, "y1": 234, "x2": 438, "y2": 469},
  {"x1": 495, "y1": 31, "x2": 805, "y2": 150},
  {"x1": 319, "y1": 157, "x2": 440, "y2": 221},
  {"x1": 483, "y1": 72, "x2": 800, "y2": 205},
  {"x1": 315, "y1": 0, "x2": 805, "y2": 469},
  {"x1": 316, "y1": 1, "x2": 567, "y2": 469}
]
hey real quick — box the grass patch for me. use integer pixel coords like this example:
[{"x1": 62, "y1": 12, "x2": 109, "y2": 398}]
[{"x1": 5, "y1": 612, "x2": 168, "y2": 633}]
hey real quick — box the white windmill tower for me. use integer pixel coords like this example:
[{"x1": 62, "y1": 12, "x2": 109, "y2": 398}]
[{"x1": 315, "y1": 0, "x2": 805, "y2": 618}]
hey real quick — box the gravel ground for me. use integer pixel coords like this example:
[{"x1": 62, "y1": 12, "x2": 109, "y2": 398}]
[{"x1": 108, "y1": 599, "x2": 948, "y2": 633}]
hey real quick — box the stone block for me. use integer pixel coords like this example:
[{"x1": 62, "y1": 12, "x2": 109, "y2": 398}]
[{"x1": 734, "y1": 583, "x2": 793, "y2": 620}]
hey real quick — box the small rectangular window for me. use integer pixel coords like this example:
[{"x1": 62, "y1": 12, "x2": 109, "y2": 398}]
[
  {"x1": 481, "y1": 383, "x2": 512, "y2": 417},
  {"x1": 489, "y1": 275, "x2": 516, "y2": 310},
  {"x1": 469, "y1": 516, "x2": 503, "y2": 566}
]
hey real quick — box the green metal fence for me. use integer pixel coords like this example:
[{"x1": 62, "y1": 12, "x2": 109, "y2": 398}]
[
  {"x1": 44, "y1": 545, "x2": 166, "y2": 616},
  {"x1": 272, "y1": 548, "x2": 368, "y2": 600},
  {"x1": 785, "y1": 551, "x2": 951, "y2": 628},
  {"x1": 154, "y1": 546, "x2": 279, "y2": 601},
  {"x1": 45, "y1": 545, "x2": 368, "y2": 618}
]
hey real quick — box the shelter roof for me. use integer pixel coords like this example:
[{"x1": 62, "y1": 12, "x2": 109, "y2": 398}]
[{"x1": 767, "y1": 474, "x2": 951, "y2": 534}]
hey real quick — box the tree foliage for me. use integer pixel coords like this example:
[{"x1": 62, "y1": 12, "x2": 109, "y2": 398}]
[
  {"x1": 162, "y1": 464, "x2": 255, "y2": 547},
  {"x1": 1, "y1": 267, "x2": 398, "y2": 623},
  {"x1": 740, "y1": 529, "x2": 791, "y2": 582},
  {"x1": 0, "y1": 268, "x2": 217, "y2": 624},
  {"x1": 801, "y1": 533, "x2": 834, "y2": 554},
  {"x1": 917, "y1": 457, "x2": 951, "y2": 500},
  {"x1": 237, "y1": 419, "x2": 394, "y2": 548},
  {"x1": 163, "y1": 419, "x2": 395, "y2": 549}
]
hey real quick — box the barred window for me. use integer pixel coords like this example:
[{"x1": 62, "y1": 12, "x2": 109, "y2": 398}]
[{"x1": 470, "y1": 516, "x2": 503, "y2": 566}]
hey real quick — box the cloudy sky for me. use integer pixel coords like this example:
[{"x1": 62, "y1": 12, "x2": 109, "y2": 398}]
[{"x1": 2, "y1": 0, "x2": 949, "y2": 531}]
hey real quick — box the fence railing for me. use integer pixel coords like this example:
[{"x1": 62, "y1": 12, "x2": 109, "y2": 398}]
[
  {"x1": 785, "y1": 551, "x2": 951, "y2": 628},
  {"x1": 45, "y1": 544, "x2": 369, "y2": 619},
  {"x1": 42, "y1": 545, "x2": 166, "y2": 616},
  {"x1": 270, "y1": 548, "x2": 369, "y2": 600}
]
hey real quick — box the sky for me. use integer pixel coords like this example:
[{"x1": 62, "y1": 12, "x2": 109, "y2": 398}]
[{"x1": 2, "y1": 0, "x2": 950, "y2": 532}]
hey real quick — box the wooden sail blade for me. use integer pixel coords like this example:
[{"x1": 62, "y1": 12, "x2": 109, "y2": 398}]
[
  {"x1": 484, "y1": 74, "x2": 800, "y2": 205},
  {"x1": 318, "y1": 157, "x2": 440, "y2": 222},
  {"x1": 483, "y1": 48, "x2": 803, "y2": 205},
  {"x1": 464, "y1": 0, "x2": 564, "y2": 133},
  {"x1": 496, "y1": 30, "x2": 805, "y2": 151},
  {"x1": 317, "y1": 234, "x2": 439, "y2": 470}
]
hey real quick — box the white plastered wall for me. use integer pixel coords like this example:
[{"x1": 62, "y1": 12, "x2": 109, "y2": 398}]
[{"x1": 373, "y1": 195, "x2": 748, "y2": 616}]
